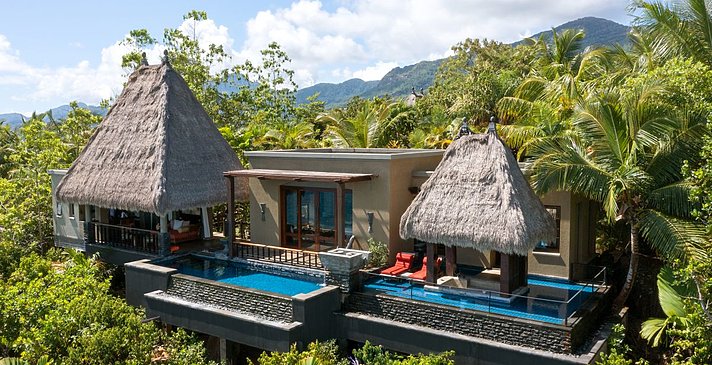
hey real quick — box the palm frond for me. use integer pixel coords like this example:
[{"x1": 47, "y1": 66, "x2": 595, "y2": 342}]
[
  {"x1": 638, "y1": 209, "x2": 709, "y2": 262},
  {"x1": 646, "y1": 181, "x2": 697, "y2": 218}
]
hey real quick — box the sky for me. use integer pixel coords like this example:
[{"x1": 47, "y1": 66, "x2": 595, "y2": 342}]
[{"x1": 0, "y1": 0, "x2": 631, "y2": 115}]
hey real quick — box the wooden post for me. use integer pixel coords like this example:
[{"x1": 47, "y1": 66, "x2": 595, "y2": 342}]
[
  {"x1": 426, "y1": 242, "x2": 436, "y2": 283},
  {"x1": 227, "y1": 176, "x2": 236, "y2": 257},
  {"x1": 335, "y1": 182, "x2": 345, "y2": 248},
  {"x1": 500, "y1": 254, "x2": 526, "y2": 294},
  {"x1": 201, "y1": 206, "x2": 211, "y2": 239},
  {"x1": 159, "y1": 213, "x2": 169, "y2": 256},
  {"x1": 445, "y1": 246, "x2": 457, "y2": 276}
]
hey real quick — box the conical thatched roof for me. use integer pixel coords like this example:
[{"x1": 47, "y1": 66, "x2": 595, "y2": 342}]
[
  {"x1": 399, "y1": 129, "x2": 556, "y2": 255},
  {"x1": 56, "y1": 62, "x2": 248, "y2": 215}
]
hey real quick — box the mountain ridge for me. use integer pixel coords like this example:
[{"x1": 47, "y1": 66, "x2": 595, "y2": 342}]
[{"x1": 296, "y1": 16, "x2": 630, "y2": 107}]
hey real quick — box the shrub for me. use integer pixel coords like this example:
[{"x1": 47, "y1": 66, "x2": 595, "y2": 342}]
[{"x1": 366, "y1": 238, "x2": 389, "y2": 268}]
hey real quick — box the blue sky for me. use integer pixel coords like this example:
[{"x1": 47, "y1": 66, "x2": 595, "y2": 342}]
[{"x1": 0, "y1": 0, "x2": 630, "y2": 115}]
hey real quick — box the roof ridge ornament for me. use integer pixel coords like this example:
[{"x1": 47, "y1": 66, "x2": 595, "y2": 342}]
[
  {"x1": 488, "y1": 115, "x2": 499, "y2": 135},
  {"x1": 457, "y1": 117, "x2": 471, "y2": 139},
  {"x1": 162, "y1": 50, "x2": 171, "y2": 66}
]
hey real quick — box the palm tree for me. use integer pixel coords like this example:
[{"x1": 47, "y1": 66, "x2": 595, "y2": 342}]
[
  {"x1": 318, "y1": 99, "x2": 397, "y2": 148},
  {"x1": 634, "y1": 0, "x2": 712, "y2": 66},
  {"x1": 260, "y1": 121, "x2": 317, "y2": 150},
  {"x1": 527, "y1": 80, "x2": 708, "y2": 308}
]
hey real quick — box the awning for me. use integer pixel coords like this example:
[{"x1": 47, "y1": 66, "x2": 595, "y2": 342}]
[{"x1": 224, "y1": 169, "x2": 375, "y2": 183}]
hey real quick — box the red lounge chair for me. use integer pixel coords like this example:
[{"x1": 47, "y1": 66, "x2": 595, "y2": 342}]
[
  {"x1": 410, "y1": 256, "x2": 443, "y2": 281},
  {"x1": 381, "y1": 252, "x2": 414, "y2": 276}
]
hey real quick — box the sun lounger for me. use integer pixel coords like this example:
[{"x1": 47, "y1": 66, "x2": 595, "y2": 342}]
[
  {"x1": 410, "y1": 256, "x2": 442, "y2": 281},
  {"x1": 381, "y1": 252, "x2": 415, "y2": 276}
]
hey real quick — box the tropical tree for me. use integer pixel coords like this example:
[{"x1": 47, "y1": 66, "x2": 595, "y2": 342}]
[
  {"x1": 634, "y1": 0, "x2": 712, "y2": 67},
  {"x1": 318, "y1": 98, "x2": 399, "y2": 148},
  {"x1": 527, "y1": 80, "x2": 709, "y2": 308}
]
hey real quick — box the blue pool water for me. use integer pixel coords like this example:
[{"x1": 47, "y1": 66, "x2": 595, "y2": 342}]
[
  {"x1": 363, "y1": 276, "x2": 596, "y2": 325},
  {"x1": 160, "y1": 255, "x2": 323, "y2": 297}
]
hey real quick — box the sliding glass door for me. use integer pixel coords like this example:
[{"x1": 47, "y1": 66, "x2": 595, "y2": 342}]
[{"x1": 281, "y1": 186, "x2": 352, "y2": 251}]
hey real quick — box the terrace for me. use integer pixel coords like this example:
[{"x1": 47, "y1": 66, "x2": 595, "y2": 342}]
[{"x1": 126, "y1": 247, "x2": 611, "y2": 361}]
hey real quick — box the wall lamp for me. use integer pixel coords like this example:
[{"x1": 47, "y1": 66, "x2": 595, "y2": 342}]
[
  {"x1": 259, "y1": 203, "x2": 266, "y2": 221},
  {"x1": 367, "y1": 212, "x2": 374, "y2": 234}
]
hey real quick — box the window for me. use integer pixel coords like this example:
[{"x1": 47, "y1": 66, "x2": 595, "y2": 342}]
[
  {"x1": 281, "y1": 186, "x2": 352, "y2": 251},
  {"x1": 79, "y1": 205, "x2": 86, "y2": 222},
  {"x1": 68, "y1": 204, "x2": 76, "y2": 219},
  {"x1": 535, "y1": 205, "x2": 561, "y2": 253},
  {"x1": 56, "y1": 202, "x2": 63, "y2": 217}
]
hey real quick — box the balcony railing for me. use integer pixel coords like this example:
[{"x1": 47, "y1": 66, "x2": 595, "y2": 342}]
[
  {"x1": 90, "y1": 222, "x2": 160, "y2": 255},
  {"x1": 234, "y1": 241, "x2": 323, "y2": 270}
]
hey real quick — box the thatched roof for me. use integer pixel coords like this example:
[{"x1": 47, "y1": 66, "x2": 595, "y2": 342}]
[
  {"x1": 56, "y1": 62, "x2": 248, "y2": 215},
  {"x1": 399, "y1": 128, "x2": 556, "y2": 255}
]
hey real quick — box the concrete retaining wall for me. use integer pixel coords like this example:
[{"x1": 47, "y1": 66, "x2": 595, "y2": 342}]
[
  {"x1": 166, "y1": 274, "x2": 294, "y2": 323},
  {"x1": 344, "y1": 292, "x2": 573, "y2": 354}
]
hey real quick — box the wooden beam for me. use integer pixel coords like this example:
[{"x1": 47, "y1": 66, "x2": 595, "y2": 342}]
[
  {"x1": 445, "y1": 246, "x2": 457, "y2": 276},
  {"x1": 227, "y1": 176, "x2": 236, "y2": 258},
  {"x1": 225, "y1": 169, "x2": 374, "y2": 183},
  {"x1": 426, "y1": 242, "x2": 435, "y2": 283},
  {"x1": 336, "y1": 182, "x2": 344, "y2": 248}
]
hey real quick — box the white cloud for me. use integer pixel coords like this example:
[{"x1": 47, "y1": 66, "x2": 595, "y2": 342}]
[
  {"x1": 351, "y1": 61, "x2": 398, "y2": 81},
  {"x1": 234, "y1": 0, "x2": 629, "y2": 87},
  {"x1": 1, "y1": 0, "x2": 630, "y2": 112}
]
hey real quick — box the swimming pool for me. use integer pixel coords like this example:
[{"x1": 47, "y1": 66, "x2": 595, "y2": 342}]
[
  {"x1": 156, "y1": 255, "x2": 324, "y2": 296},
  {"x1": 363, "y1": 275, "x2": 596, "y2": 325}
]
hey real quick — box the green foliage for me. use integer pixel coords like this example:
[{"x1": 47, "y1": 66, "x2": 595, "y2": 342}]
[
  {"x1": 0, "y1": 103, "x2": 99, "y2": 248},
  {"x1": 249, "y1": 340, "x2": 348, "y2": 365},
  {"x1": 0, "y1": 249, "x2": 215, "y2": 364},
  {"x1": 366, "y1": 238, "x2": 389, "y2": 268},
  {"x1": 352, "y1": 341, "x2": 454, "y2": 365}
]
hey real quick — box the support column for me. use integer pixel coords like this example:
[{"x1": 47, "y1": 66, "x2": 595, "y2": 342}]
[
  {"x1": 335, "y1": 182, "x2": 345, "y2": 248},
  {"x1": 84, "y1": 204, "x2": 94, "y2": 244},
  {"x1": 500, "y1": 254, "x2": 527, "y2": 294},
  {"x1": 445, "y1": 246, "x2": 457, "y2": 276},
  {"x1": 426, "y1": 242, "x2": 436, "y2": 283},
  {"x1": 227, "y1": 176, "x2": 236, "y2": 257},
  {"x1": 159, "y1": 213, "x2": 170, "y2": 256},
  {"x1": 201, "y1": 206, "x2": 211, "y2": 239}
]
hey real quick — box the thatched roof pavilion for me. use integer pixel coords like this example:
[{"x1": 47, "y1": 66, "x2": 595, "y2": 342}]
[
  {"x1": 55, "y1": 59, "x2": 247, "y2": 216},
  {"x1": 399, "y1": 119, "x2": 556, "y2": 290}
]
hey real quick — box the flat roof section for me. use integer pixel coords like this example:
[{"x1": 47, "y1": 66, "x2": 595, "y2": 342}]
[
  {"x1": 244, "y1": 148, "x2": 444, "y2": 161},
  {"x1": 224, "y1": 169, "x2": 375, "y2": 183}
]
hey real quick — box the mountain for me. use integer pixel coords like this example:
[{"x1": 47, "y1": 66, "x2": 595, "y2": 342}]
[
  {"x1": 295, "y1": 78, "x2": 378, "y2": 105},
  {"x1": 0, "y1": 113, "x2": 26, "y2": 129},
  {"x1": 296, "y1": 17, "x2": 630, "y2": 107},
  {"x1": 0, "y1": 102, "x2": 107, "y2": 129},
  {"x1": 515, "y1": 17, "x2": 630, "y2": 49}
]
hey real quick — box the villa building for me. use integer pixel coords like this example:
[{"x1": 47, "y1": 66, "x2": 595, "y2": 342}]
[{"x1": 50, "y1": 59, "x2": 615, "y2": 364}]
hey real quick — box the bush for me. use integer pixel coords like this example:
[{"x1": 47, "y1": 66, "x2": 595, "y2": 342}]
[{"x1": 366, "y1": 238, "x2": 389, "y2": 268}]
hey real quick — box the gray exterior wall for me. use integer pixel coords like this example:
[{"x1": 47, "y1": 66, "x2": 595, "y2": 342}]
[{"x1": 49, "y1": 169, "x2": 86, "y2": 251}]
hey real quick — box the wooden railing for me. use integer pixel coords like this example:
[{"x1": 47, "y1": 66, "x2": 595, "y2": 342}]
[
  {"x1": 90, "y1": 222, "x2": 160, "y2": 254},
  {"x1": 234, "y1": 241, "x2": 323, "y2": 270}
]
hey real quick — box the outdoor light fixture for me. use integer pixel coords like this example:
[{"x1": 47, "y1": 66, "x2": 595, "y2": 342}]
[
  {"x1": 367, "y1": 212, "x2": 374, "y2": 233},
  {"x1": 259, "y1": 203, "x2": 266, "y2": 221}
]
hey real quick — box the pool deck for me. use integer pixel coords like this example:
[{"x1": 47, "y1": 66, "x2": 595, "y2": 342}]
[{"x1": 125, "y1": 255, "x2": 614, "y2": 364}]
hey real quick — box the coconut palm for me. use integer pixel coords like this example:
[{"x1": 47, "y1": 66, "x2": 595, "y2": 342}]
[
  {"x1": 260, "y1": 121, "x2": 317, "y2": 150},
  {"x1": 318, "y1": 99, "x2": 397, "y2": 148},
  {"x1": 634, "y1": 0, "x2": 712, "y2": 66},
  {"x1": 527, "y1": 80, "x2": 708, "y2": 308}
]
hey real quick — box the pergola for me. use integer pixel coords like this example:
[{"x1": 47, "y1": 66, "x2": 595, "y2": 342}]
[{"x1": 224, "y1": 168, "x2": 374, "y2": 256}]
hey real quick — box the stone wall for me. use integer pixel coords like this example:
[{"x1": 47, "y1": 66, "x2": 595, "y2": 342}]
[
  {"x1": 165, "y1": 274, "x2": 293, "y2": 323},
  {"x1": 345, "y1": 292, "x2": 573, "y2": 354}
]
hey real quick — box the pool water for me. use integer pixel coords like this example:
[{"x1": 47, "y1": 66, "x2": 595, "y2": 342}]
[
  {"x1": 161, "y1": 256, "x2": 323, "y2": 296},
  {"x1": 363, "y1": 276, "x2": 596, "y2": 325}
]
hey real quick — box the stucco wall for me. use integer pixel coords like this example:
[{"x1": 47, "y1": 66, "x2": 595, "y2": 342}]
[
  {"x1": 529, "y1": 192, "x2": 597, "y2": 280},
  {"x1": 49, "y1": 170, "x2": 85, "y2": 249},
  {"x1": 388, "y1": 154, "x2": 444, "y2": 257},
  {"x1": 246, "y1": 150, "x2": 443, "y2": 257}
]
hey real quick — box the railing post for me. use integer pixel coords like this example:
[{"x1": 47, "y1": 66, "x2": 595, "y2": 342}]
[{"x1": 227, "y1": 176, "x2": 236, "y2": 258}]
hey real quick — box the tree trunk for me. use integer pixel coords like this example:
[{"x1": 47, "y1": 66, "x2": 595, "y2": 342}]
[{"x1": 613, "y1": 221, "x2": 640, "y2": 310}]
